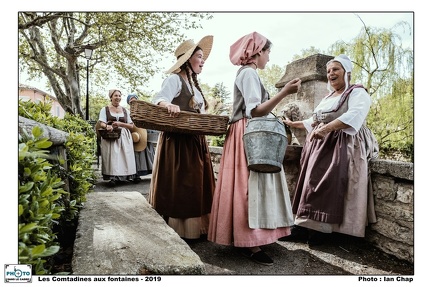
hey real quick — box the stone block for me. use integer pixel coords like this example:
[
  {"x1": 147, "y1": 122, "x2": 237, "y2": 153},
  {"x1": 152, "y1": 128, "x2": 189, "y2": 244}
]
[
  {"x1": 367, "y1": 232, "x2": 413, "y2": 263},
  {"x1": 275, "y1": 54, "x2": 334, "y2": 88},
  {"x1": 370, "y1": 217, "x2": 413, "y2": 245},
  {"x1": 72, "y1": 192, "x2": 205, "y2": 275},
  {"x1": 372, "y1": 175, "x2": 396, "y2": 200},
  {"x1": 374, "y1": 201, "x2": 414, "y2": 222},
  {"x1": 396, "y1": 183, "x2": 413, "y2": 204}
]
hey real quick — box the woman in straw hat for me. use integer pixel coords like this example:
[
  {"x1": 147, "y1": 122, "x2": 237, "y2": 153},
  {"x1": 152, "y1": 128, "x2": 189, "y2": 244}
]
[
  {"x1": 97, "y1": 89, "x2": 136, "y2": 186},
  {"x1": 208, "y1": 32, "x2": 301, "y2": 266},
  {"x1": 126, "y1": 94, "x2": 156, "y2": 182},
  {"x1": 148, "y1": 36, "x2": 215, "y2": 240}
]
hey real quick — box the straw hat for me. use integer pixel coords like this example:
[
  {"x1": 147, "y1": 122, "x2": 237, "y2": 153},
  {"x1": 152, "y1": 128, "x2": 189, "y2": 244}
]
[
  {"x1": 131, "y1": 126, "x2": 147, "y2": 151},
  {"x1": 165, "y1": 35, "x2": 213, "y2": 74}
]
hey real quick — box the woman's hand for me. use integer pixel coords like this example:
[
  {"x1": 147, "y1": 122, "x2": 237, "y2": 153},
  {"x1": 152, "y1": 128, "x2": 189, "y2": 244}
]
[
  {"x1": 310, "y1": 120, "x2": 349, "y2": 141},
  {"x1": 166, "y1": 103, "x2": 180, "y2": 117},
  {"x1": 282, "y1": 118, "x2": 293, "y2": 127},
  {"x1": 281, "y1": 78, "x2": 302, "y2": 96},
  {"x1": 106, "y1": 123, "x2": 114, "y2": 131},
  {"x1": 112, "y1": 121, "x2": 125, "y2": 129},
  {"x1": 310, "y1": 123, "x2": 328, "y2": 140},
  {"x1": 282, "y1": 117, "x2": 305, "y2": 130}
]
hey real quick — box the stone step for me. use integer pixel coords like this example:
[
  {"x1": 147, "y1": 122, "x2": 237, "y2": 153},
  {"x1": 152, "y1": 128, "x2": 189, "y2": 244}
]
[{"x1": 72, "y1": 191, "x2": 205, "y2": 275}]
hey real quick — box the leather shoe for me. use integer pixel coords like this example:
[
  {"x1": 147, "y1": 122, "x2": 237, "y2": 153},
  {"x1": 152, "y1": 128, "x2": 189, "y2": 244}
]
[{"x1": 238, "y1": 248, "x2": 273, "y2": 266}]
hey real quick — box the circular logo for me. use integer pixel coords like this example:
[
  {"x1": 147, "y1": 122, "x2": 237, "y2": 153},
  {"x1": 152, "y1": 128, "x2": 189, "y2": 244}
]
[{"x1": 14, "y1": 268, "x2": 22, "y2": 277}]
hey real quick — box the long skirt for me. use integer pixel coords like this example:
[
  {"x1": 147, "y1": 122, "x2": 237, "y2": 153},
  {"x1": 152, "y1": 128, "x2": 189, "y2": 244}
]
[
  {"x1": 134, "y1": 142, "x2": 155, "y2": 177},
  {"x1": 208, "y1": 118, "x2": 292, "y2": 247},
  {"x1": 101, "y1": 128, "x2": 136, "y2": 181},
  {"x1": 148, "y1": 132, "x2": 215, "y2": 239},
  {"x1": 292, "y1": 125, "x2": 379, "y2": 237}
]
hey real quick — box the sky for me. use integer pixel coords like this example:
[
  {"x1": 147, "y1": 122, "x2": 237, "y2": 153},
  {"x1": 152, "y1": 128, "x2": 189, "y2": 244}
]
[
  {"x1": 19, "y1": 12, "x2": 413, "y2": 106},
  {"x1": 143, "y1": 12, "x2": 413, "y2": 98},
  {"x1": 7, "y1": 1, "x2": 430, "y2": 286}
]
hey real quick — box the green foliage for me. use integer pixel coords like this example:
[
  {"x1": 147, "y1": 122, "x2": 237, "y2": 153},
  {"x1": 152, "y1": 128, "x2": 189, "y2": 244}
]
[
  {"x1": 367, "y1": 76, "x2": 414, "y2": 161},
  {"x1": 276, "y1": 18, "x2": 413, "y2": 161},
  {"x1": 205, "y1": 82, "x2": 231, "y2": 116},
  {"x1": 18, "y1": 98, "x2": 63, "y2": 128},
  {"x1": 328, "y1": 20, "x2": 413, "y2": 161},
  {"x1": 19, "y1": 12, "x2": 211, "y2": 117},
  {"x1": 84, "y1": 93, "x2": 108, "y2": 122},
  {"x1": 18, "y1": 126, "x2": 66, "y2": 274},
  {"x1": 200, "y1": 81, "x2": 231, "y2": 147},
  {"x1": 258, "y1": 64, "x2": 284, "y2": 97},
  {"x1": 208, "y1": 134, "x2": 226, "y2": 147},
  {"x1": 18, "y1": 100, "x2": 97, "y2": 273}
]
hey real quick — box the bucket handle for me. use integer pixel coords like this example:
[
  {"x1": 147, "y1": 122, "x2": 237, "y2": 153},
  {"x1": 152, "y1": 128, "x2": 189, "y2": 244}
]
[
  {"x1": 277, "y1": 115, "x2": 292, "y2": 137},
  {"x1": 246, "y1": 112, "x2": 282, "y2": 128}
]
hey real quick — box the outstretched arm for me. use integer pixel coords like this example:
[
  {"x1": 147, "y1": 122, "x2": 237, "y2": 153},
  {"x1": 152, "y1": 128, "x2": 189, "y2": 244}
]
[{"x1": 251, "y1": 78, "x2": 301, "y2": 117}]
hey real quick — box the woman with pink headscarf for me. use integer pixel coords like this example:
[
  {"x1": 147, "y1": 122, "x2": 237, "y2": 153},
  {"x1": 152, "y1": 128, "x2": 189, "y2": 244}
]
[{"x1": 208, "y1": 32, "x2": 301, "y2": 266}]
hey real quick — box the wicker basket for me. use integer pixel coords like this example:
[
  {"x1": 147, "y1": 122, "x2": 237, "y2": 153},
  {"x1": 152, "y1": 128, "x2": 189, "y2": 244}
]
[
  {"x1": 97, "y1": 128, "x2": 122, "y2": 140},
  {"x1": 130, "y1": 100, "x2": 229, "y2": 136}
]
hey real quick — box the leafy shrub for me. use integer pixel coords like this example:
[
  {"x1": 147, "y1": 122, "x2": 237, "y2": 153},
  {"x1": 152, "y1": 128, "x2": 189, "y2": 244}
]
[
  {"x1": 18, "y1": 99, "x2": 96, "y2": 274},
  {"x1": 18, "y1": 127, "x2": 66, "y2": 274}
]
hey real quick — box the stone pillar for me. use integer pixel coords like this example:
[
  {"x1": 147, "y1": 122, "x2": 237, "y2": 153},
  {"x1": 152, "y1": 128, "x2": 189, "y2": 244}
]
[{"x1": 274, "y1": 54, "x2": 334, "y2": 145}]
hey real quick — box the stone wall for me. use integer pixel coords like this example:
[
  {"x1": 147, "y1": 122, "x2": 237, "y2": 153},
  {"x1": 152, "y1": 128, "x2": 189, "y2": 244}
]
[
  {"x1": 367, "y1": 160, "x2": 414, "y2": 263},
  {"x1": 208, "y1": 147, "x2": 414, "y2": 263}
]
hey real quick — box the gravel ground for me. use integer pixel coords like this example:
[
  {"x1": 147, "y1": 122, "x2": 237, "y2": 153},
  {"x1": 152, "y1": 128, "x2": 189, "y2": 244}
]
[
  {"x1": 186, "y1": 233, "x2": 413, "y2": 276},
  {"x1": 111, "y1": 176, "x2": 414, "y2": 276},
  {"x1": 53, "y1": 173, "x2": 413, "y2": 278}
]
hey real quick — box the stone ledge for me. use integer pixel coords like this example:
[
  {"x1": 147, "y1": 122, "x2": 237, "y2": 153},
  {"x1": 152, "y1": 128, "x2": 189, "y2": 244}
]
[
  {"x1": 370, "y1": 159, "x2": 413, "y2": 181},
  {"x1": 72, "y1": 191, "x2": 205, "y2": 275},
  {"x1": 275, "y1": 54, "x2": 334, "y2": 88}
]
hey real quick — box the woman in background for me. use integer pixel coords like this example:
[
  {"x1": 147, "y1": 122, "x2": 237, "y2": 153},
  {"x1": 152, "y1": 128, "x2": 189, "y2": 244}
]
[
  {"x1": 97, "y1": 89, "x2": 136, "y2": 186},
  {"x1": 127, "y1": 94, "x2": 156, "y2": 182}
]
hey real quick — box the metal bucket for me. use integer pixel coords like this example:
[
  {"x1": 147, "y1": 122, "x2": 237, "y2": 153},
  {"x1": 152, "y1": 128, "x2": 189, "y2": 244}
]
[{"x1": 243, "y1": 117, "x2": 288, "y2": 173}]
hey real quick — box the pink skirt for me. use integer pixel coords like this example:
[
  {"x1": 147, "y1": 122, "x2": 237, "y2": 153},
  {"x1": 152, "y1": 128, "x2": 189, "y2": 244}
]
[{"x1": 208, "y1": 118, "x2": 291, "y2": 247}]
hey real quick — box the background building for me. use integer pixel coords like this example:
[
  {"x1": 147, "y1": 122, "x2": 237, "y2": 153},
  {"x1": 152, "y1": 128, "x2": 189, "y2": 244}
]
[{"x1": 19, "y1": 83, "x2": 65, "y2": 118}]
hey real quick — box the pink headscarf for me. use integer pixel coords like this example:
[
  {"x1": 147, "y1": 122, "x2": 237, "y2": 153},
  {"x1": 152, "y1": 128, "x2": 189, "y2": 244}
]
[{"x1": 229, "y1": 32, "x2": 268, "y2": 66}]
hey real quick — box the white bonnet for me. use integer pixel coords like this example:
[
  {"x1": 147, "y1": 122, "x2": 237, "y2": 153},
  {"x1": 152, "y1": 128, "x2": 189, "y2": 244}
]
[
  {"x1": 329, "y1": 54, "x2": 352, "y2": 73},
  {"x1": 326, "y1": 54, "x2": 352, "y2": 93}
]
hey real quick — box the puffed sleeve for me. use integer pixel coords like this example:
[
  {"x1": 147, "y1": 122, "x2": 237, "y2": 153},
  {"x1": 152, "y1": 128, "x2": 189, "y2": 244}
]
[
  {"x1": 98, "y1": 107, "x2": 107, "y2": 123},
  {"x1": 153, "y1": 74, "x2": 182, "y2": 105},
  {"x1": 338, "y1": 88, "x2": 371, "y2": 135},
  {"x1": 124, "y1": 108, "x2": 133, "y2": 124},
  {"x1": 235, "y1": 68, "x2": 263, "y2": 118},
  {"x1": 302, "y1": 117, "x2": 314, "y2": 133}
]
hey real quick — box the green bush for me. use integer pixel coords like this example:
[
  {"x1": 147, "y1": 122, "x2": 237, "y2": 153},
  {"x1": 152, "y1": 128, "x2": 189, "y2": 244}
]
[
  {"x1": 18, "y1": 100, "x2": 97, "y2": 274},
  {"x1": 208, "y1": 134, "x2": 226, "y2": 147},
  {"x1": 18, "y1": 127, "x2": 66, "y2": 274}
]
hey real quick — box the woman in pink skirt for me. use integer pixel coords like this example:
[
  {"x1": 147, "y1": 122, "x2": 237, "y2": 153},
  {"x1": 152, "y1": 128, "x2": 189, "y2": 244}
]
[{"x1": 208, "y1": 32, "x2": 301, "y2": 266}]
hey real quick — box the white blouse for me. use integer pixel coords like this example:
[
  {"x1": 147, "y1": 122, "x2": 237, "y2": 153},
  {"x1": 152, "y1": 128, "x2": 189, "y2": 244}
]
[
  {"x1": 235, "y1": 68, "x2": 265, "y2": 118},
  {"x1": 98, "y1": 107, "x2": 133, "y2": 123},
  {"x1": 153, "y1": 74, "x2": 206, "y2": 114},
  {"x1": 303, "y1": 87, "x2": 371, "y2": 135}
]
